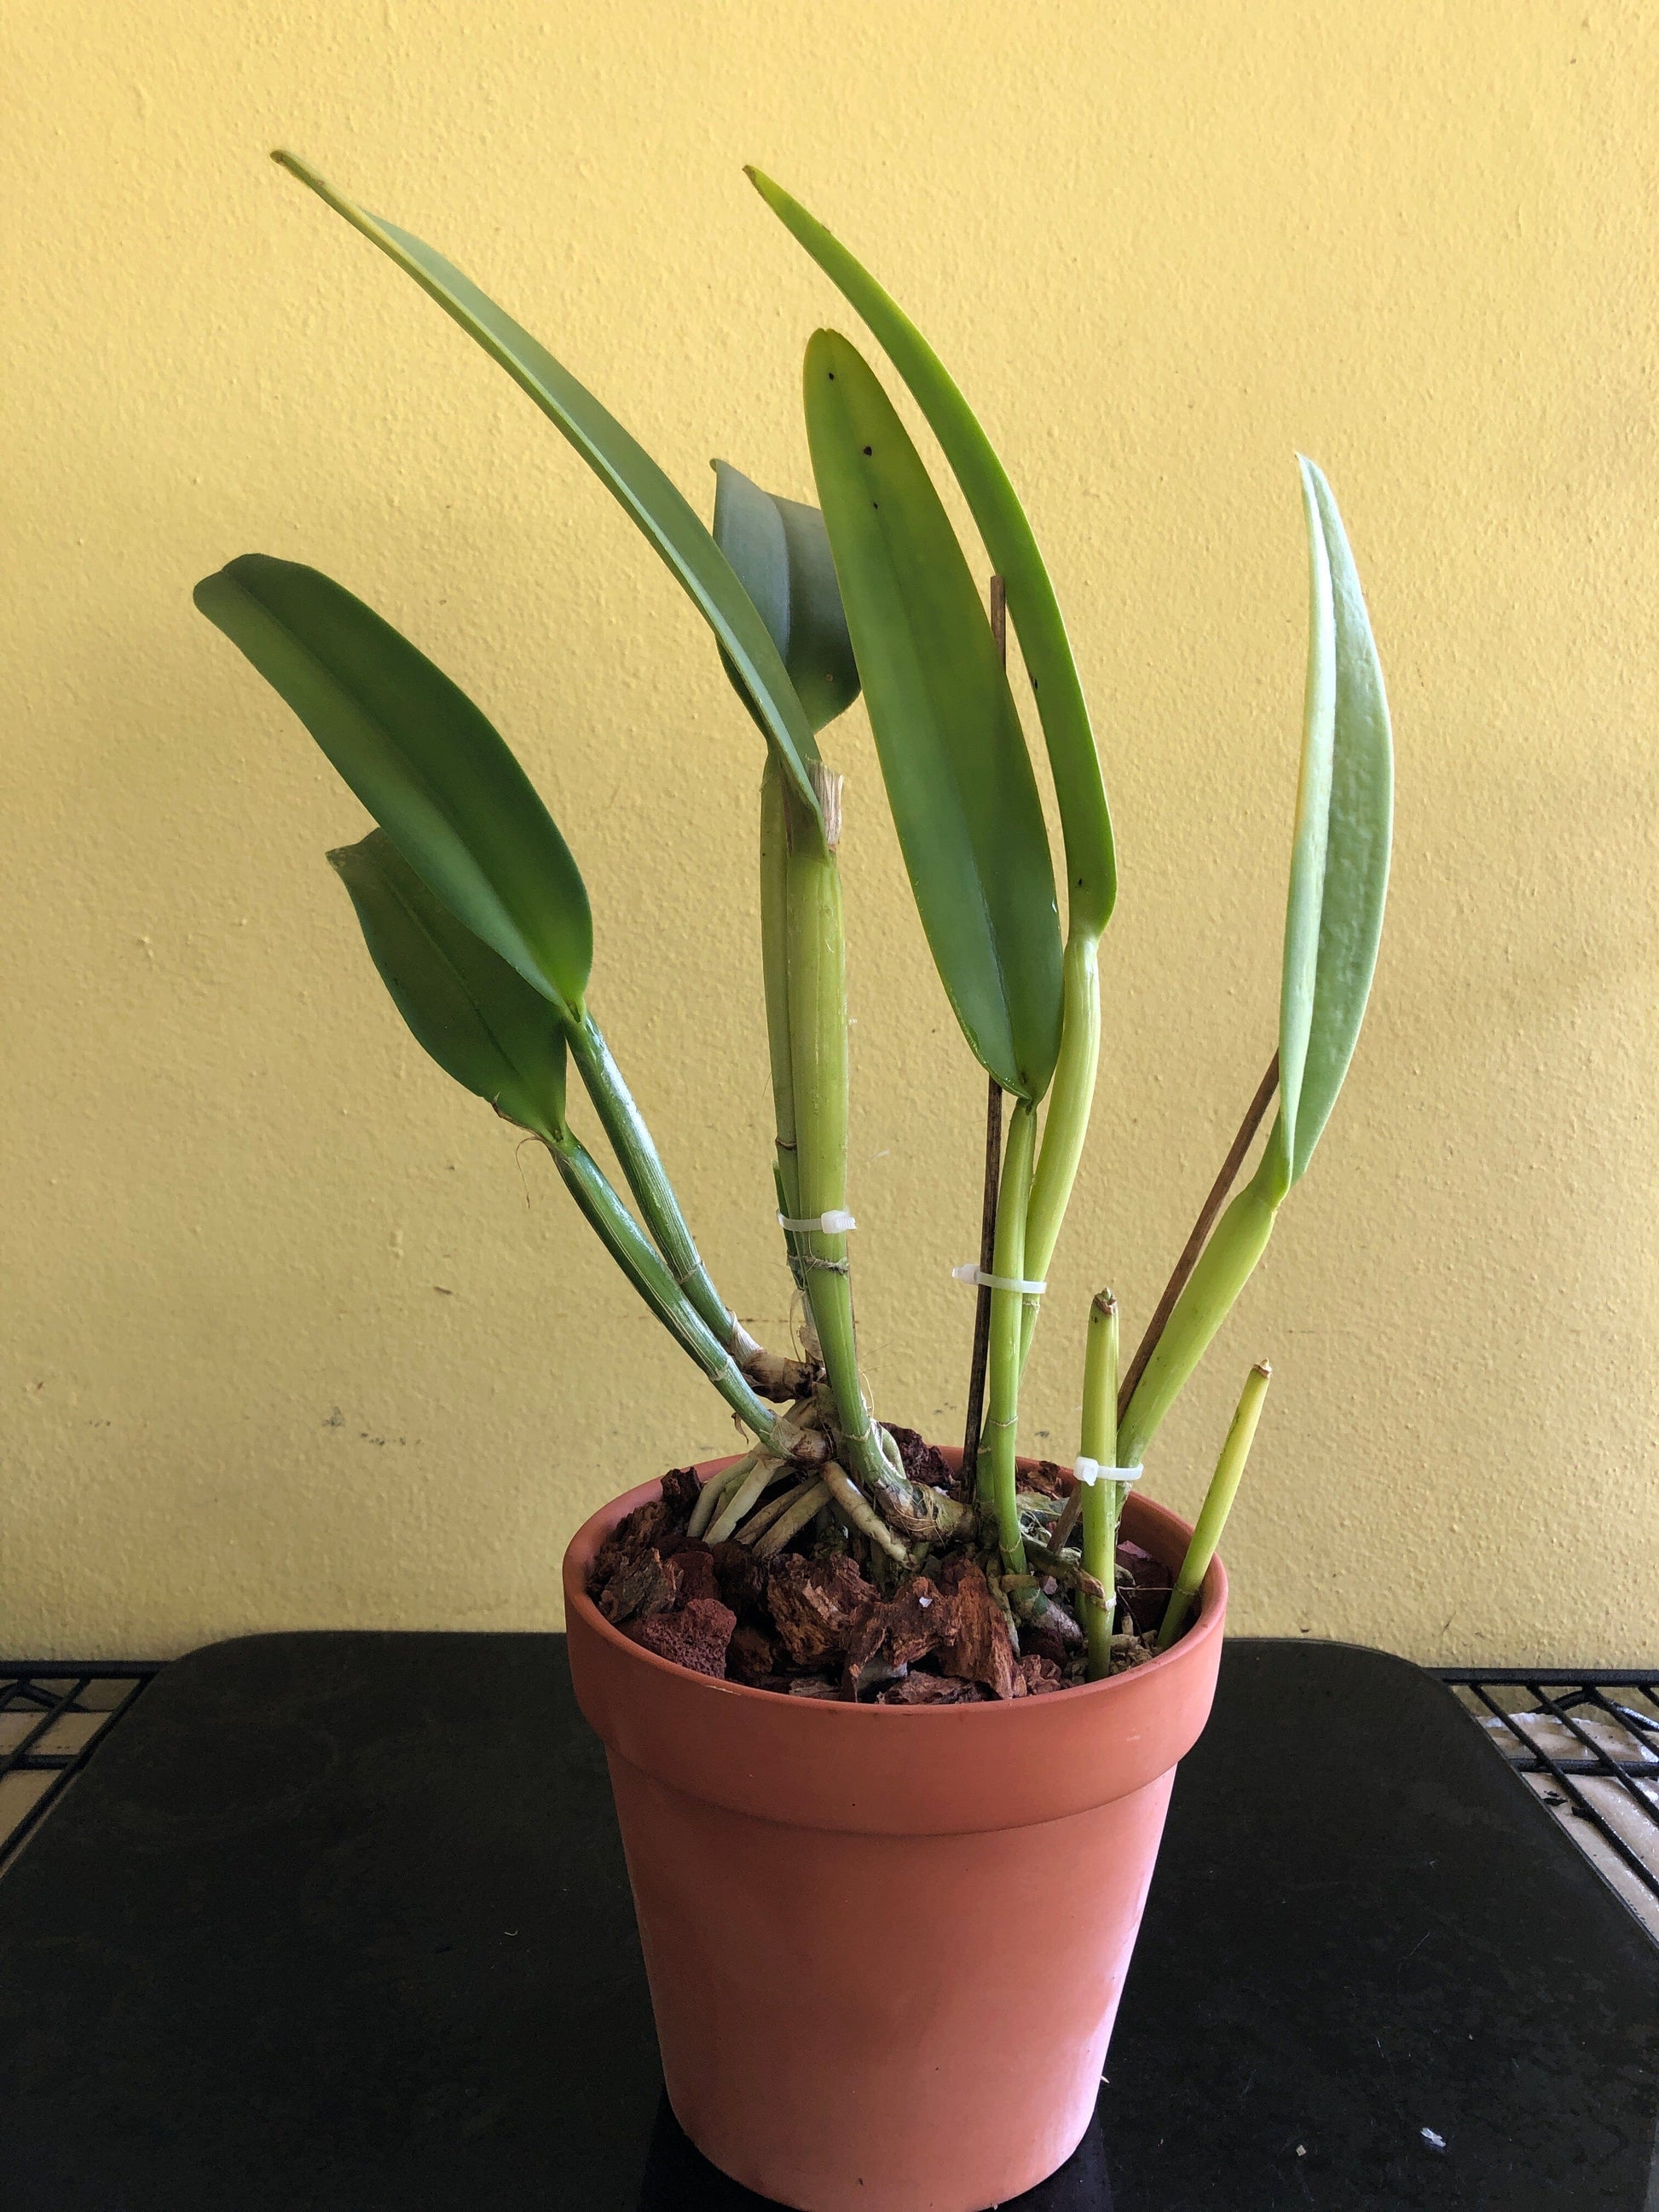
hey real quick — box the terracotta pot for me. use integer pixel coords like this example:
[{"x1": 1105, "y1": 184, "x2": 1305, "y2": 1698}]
[{"x1": 564, "y1": 1451, "x2": 1227, "y2": 2212}]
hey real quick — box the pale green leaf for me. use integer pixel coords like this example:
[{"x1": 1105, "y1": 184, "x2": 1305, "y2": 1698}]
[
  {"x1": 1271, "y1": 461, "x2": 1338, "y2": 1187},
  {"x1": 1288, "y1": 461, "x2": 1393, "y2": 1181}
]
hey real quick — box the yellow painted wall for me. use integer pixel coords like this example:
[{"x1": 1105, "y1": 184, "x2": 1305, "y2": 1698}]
[{"x1": 4, "y1": 1, "x2": 1656, "y2": 1664}]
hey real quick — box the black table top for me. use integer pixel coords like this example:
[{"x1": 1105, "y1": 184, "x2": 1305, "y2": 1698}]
[{"x1": 0, "y1": 1632, "x2": 1654, "y2": 2210}]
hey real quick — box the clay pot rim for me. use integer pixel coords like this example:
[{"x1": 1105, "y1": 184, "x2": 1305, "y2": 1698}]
[{"x1": 563, "y1": 1447, "x2": 1227, "y2": 1719}]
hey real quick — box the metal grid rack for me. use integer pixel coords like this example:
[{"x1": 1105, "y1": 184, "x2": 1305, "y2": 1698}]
[
  {"x1": 1438, "y1": 1668, "x2": 1659, "y2": 1941},
  {"x1": 0, "y1": 1664, "x2": 162, "y2": 1874}
]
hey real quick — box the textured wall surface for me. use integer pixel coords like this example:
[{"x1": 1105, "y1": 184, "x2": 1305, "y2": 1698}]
[{"x1": 4, "y1": 2, "x2": 1656, "y2": 1662}]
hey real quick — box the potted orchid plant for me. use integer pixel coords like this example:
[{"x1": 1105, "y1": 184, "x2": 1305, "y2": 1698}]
[{"x1": 197, "y1": 153, "x2": 1391, "y2": 2212}]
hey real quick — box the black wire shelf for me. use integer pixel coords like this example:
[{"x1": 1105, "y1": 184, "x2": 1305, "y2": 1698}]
[
  {"x1": 1436, "y1": 1667, "x2": 1659, "y2": 1932},
  {"x1": 0, "y1": 1663, "x2": 163, "y2": 1874}
]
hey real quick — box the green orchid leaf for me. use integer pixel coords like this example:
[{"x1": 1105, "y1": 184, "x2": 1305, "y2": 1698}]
[
  {"x1": 329, "y1": 829, "x2": 569, "y2": 1140},
  {"x1": 272, "y1": 151, "x2": 825, "y2": 843},
  {"x1": 1271, "y1": 462, "x2": 1338, "y2": 1190},
  {"x1": 748, "y1": 166, "x2": 1114, "y2": 934},
  {"x1": 1286, "y1": 460, "x2": 1393, "y2": 1183},
  {"x1": 1270, "y1": 461, "x2": 1392, "y2": 1188},
  {"x1": 805, "y1": 329, "x2": 1062, "y2": 1101},
  {"x1": 711, "y1": 461, "x2": 859, "y2": 733},
  {"x1": 196, "y1": 553, "x2": 592, "y2": 1014},
  {"x1": 1119, "y1": 465, "x2": 1391, "y2": 1462},
  {"x1": 1116, "y1": 1161, "x2": 1280, "y2": 1468}
]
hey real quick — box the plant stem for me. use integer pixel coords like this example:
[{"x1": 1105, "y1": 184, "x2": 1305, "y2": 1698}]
[
  {"x1": 961, "y1": 1073, "x2": 1003, "y2": 1486},
  {"x1": 985, "y1": 1096, "x2": 1038, "y2": 1570},
  {"x1": 765, "y1": 763, "x2": 968, "y2": 1544},
  {"x1": 962, "y1": 573, "x2": 1011, "y2": 1486},
  {"x1": 781, "y1": 771, "x2": 879, "y2": 1476},
  {"x1": 1158, "y1": 1361, "x2": 1271, "y2": 1649},
  {"x1": 1020, "y1": 928, "x2": 1101, "y2": 1372},
  {"x1": 1079, "y1": 1291, "x2": 1119, "y2": 1680},
  {"x1": 548, "y1": 1137, "x2": 777, "y2": 1443},
  {"x1": 564, "y1": 1013, "x2": 724, "y2": 1325},
  {"x1": 565, "y1": 1009, "x2": 771, "y2": 1375},
  {"x1": 1118, "y1": 1052, "x2": 1279, "y2": 1423},
  {"x1": 1116, "y1": 1152, "x2": 1281, "y2": 1467},
  {"x1": 760, "y1": 755, "x2": 802, "y2": 1263}
]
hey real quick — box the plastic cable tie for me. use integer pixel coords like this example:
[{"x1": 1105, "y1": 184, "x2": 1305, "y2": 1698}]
[
  {"x1": 951, "y1": 1262, "x2": 1048, "y2": 1296},
  {"x1": 1072, "y1": 1458, "x2": 1144, "y2": 1487}
]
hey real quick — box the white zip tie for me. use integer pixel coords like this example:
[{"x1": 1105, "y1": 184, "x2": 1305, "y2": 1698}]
[
  {"x1": 1072, "y1": 1458, "x2": 1144, "y2": 1487},
  {"x1": 952, "y1": 1262, "x2": 1047, "y2": 1296},
  {"x1": 777, "y1": 1209, "x2": 858, "y2": 1235}
]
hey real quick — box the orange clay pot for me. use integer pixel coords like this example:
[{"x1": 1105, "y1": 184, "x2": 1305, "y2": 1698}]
[{"x1": 563, "y1": 1450, "x2": 1227, "y2": 2212}]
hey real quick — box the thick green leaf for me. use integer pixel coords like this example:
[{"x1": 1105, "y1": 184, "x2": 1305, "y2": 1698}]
[
  {"x1": 196, "y1": 554, "x2": 592, "y2": 1014},
  {"x1": 1272, "y1": 462, "x2": 1338, "y2": 1190},
  {"x1": 1287, "y1": 461, "x2": 1392, "y2": 1182},
  {"x1": 1270, "y1": 461, "x2": 1393, "y2": 1187},
  {"x1": 711, "y1": 461, "x2": 859, "y2": 733},
  {"x1": 805, "y1": 330, "x2": 1062, "y2": 1101},
  {"x1": 748, "y1": 166, "x2": 1114, "y2": 934},
  {"x1": 329, "y1": 830, "x2": 569, "y2": 1140},
  {"x1": 272, "y1": 151, "x2": 825, "y2": 844}
]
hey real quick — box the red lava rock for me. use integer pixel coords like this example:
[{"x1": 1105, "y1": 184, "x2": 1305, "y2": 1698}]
[
  {"x1": 626, "y1": 1597, "x2": 737, "y2": 1679},
  {"x1": 876, "y1": 1673, "x2": 987, "y2": 1706},
  {"x1": 725, "y1": 1624, "x2": 779, "y2": 1687},
  {"x1": 668, "y1": 1546, "x2": 720, "y2": 1607},
  {"x1": 934, "y1": 1559, "x2": 1018, "y2": 1702},
  {"x1": 767, "y1": 1554, "x2": 873, "y2": 1670}
]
